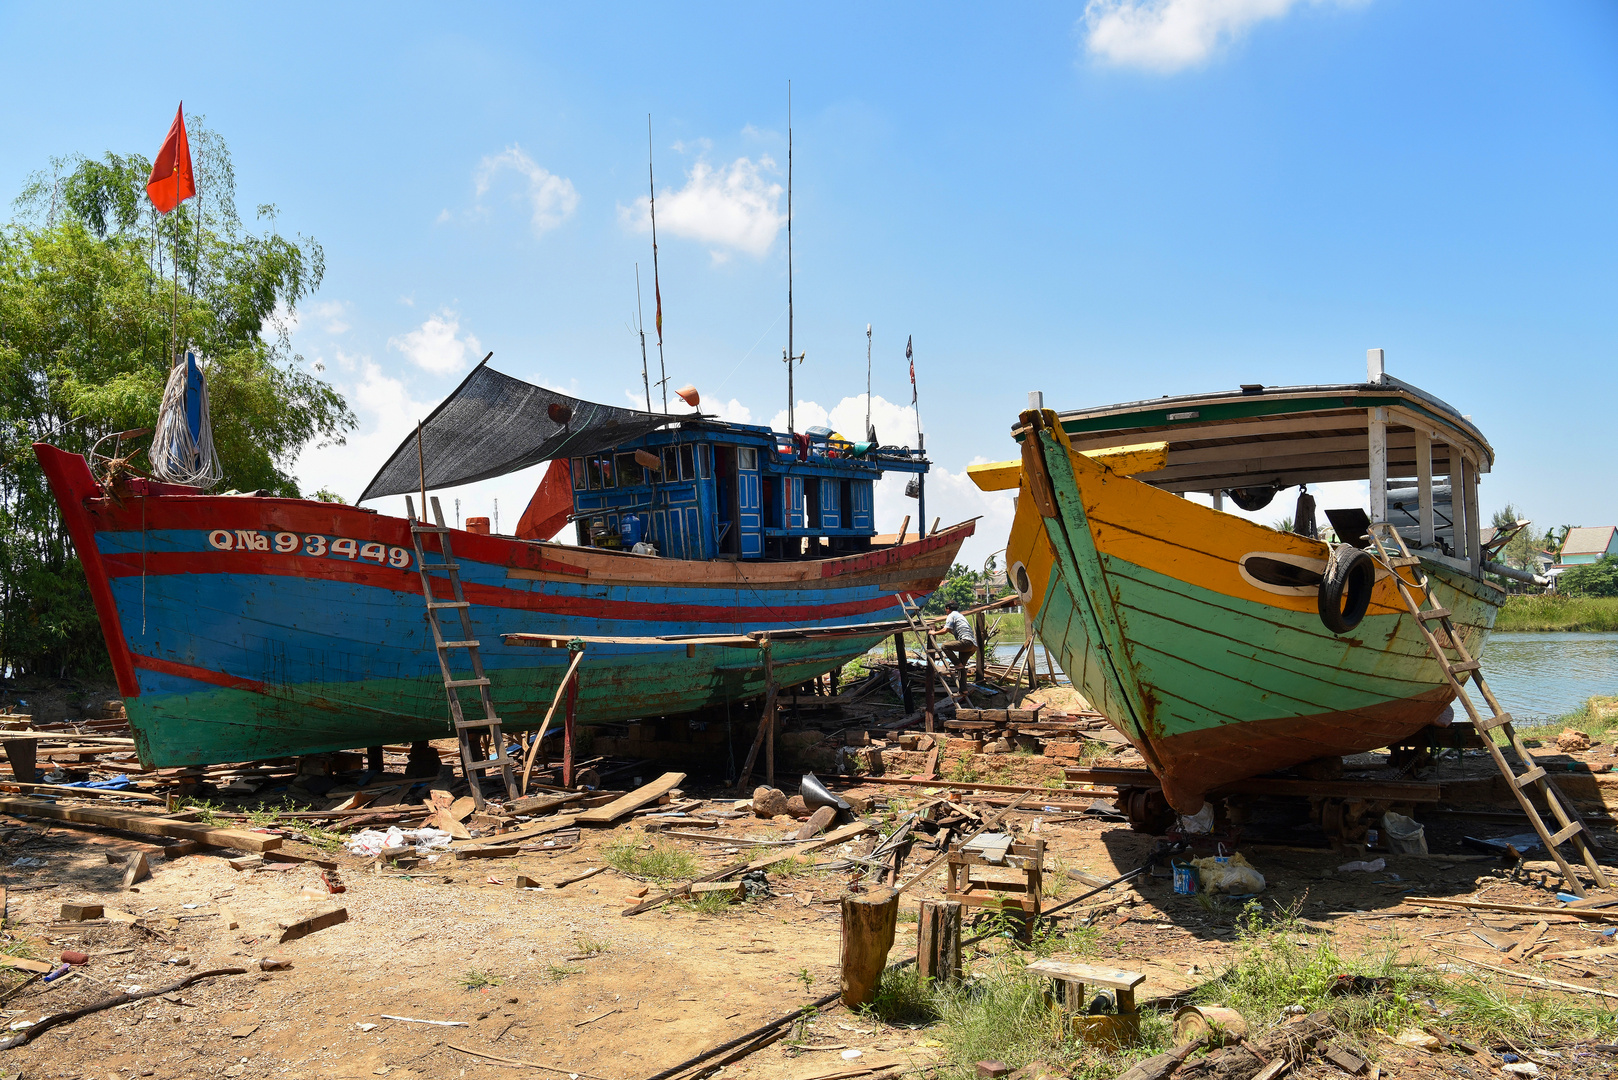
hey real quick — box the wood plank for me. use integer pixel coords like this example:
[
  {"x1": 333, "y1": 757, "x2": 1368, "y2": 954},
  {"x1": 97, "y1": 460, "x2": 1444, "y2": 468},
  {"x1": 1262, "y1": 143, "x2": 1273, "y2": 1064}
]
[
  {"x1": 1025, "y1": 959, "x2": 1145, "y2": 989},
  {"x1": 574, "y1": 772, "x2": 687, "y2": 825},
  {"x1": 0, "y1": 797, "x2": 281, "y2": 852},
  {"x1": 1405, "y1": 897, "x2": 1618, "y2": 921},
  {"x1": 746, "y1": 822, "x2": 871, "y2": 871},
  {"x1": 277, "y1": 907, "x2": 347, "y2": 943},
  {"x1": 0, "y1": 956, "x2": 54, "y2": 974},
  {"x1": 449, "y1": 816, "x2": 578, "y2": 848}
]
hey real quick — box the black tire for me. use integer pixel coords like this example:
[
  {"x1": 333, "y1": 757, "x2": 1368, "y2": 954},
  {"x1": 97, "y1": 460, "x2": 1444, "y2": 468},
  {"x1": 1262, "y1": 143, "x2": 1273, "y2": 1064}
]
[{"x1": 1318, "y1": 545, "x2": 1375, "y2": 634}]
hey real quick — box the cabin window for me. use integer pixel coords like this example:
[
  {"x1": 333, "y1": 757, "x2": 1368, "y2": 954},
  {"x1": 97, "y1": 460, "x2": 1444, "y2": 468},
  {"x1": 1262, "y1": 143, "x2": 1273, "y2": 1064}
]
[
  {"x1": 698, "y1": 444, "x2": 712, "y2": 479},
  {"x1": 615, "y1": 452, "x2": 643, "y2": 487},
  {"x1": 679, "y1": 444, "x2": 695, "y2": 480},
  {"x1": 571, "y1": 457, "x2": 587, "y2": 490},
  {"x1": 738, "y1": 447, "x2": 758, "y2": 471},
  {"x1": 661, "y1": 446, "x2": 678, "y2": 478},
  {"x1": 586, "y1": 457, "x2": 605, "y2": 490}
]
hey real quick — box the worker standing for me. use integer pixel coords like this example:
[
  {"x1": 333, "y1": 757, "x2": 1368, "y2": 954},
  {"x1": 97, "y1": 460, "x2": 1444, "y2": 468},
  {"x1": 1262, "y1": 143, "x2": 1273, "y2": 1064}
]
[{"x1": 940, "y1": 601, "x2": 977, "y2": 676}]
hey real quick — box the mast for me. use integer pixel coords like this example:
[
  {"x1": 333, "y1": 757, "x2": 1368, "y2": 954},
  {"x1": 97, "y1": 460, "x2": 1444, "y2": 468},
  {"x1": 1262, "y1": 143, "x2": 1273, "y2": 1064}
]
[
  {"x1": 782, "y1": 81, "x2": 802, "y2": 433},
  {"x1": 865, "y1": 323, "x2": 872, "y2": 440},
  {"x1": 635, "y1": 263, "x2": 652, "y2": 412},
  {"x1": 648, "y1": 116, "x2": 668, "y2": 413}
]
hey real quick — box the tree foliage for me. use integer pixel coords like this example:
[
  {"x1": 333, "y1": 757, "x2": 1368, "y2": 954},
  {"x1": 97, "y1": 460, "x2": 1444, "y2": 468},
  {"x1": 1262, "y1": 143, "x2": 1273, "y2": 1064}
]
[
  {"x1": 0, "y1": 124, "x2": 354, "y2": 679},
  {"x1": 921, "y1": 561, "x2": 1007, "y2": 615},
  {"x1": 1559, "y1": 556, "x2": 1618, "y2": 599}
]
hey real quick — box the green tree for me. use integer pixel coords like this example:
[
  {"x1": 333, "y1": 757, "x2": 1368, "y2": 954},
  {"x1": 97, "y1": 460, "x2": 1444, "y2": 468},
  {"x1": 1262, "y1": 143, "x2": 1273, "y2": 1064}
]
[
  {"x1": 1, "y1": 126, "x2": 354, "y2": 678},
  {"x1": 1489, "y1": 503, "x2": 1540, "y2": 574},
  {"x1": 1559, "y1": 555, "x2": 1618, "y2": 599}
]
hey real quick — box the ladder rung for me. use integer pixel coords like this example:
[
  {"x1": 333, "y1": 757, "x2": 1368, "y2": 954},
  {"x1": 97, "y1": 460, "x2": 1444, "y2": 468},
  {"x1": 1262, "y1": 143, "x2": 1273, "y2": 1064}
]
[
  {"x1": 1514, "y1": 766, "x2": 1546, "y2": 788},
  {"x1": 422, "y1": 563, "x2": 462, "y2": 572},
  {"x1": 456, "y1": 718, "x2": 503, "y2": 730},
  {"x1": 437, "y1": 640, "x2": 480, "y2": 649},
  {"x1": 1476, "y1": 711, "x2": 1512, "y2": 732},
  {"x1": 427, "y1": 601, "x2": 470, "y2": 610},
  {"x1": 445, "y1": 677, "x2": 491, "y2": 688},
  {"x1": 1418, "y1": 607, "x2": 1453, "y2": 621},
  {"x1": 1446, "y1": 660, "x2": 1481, "y2": 674},
  {"x1": 412, "y1": 524, "x2": 450, "y2": 534},
  {"x1": 1388, "y1": 556, "x2": 1422, "y2": 567},
  {"x1": 1550, "y1": 821, "x2": 1584, "y2": 846}
]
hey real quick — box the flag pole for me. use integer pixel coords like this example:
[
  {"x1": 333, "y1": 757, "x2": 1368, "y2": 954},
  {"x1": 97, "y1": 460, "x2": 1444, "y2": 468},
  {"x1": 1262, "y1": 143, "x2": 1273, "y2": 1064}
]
[
  {"x1": 648, "y1": 116, "x2": 668, "y2": 414},
  {"x1": 865, "y1": 323, "x2": 872, "y2": 441}
]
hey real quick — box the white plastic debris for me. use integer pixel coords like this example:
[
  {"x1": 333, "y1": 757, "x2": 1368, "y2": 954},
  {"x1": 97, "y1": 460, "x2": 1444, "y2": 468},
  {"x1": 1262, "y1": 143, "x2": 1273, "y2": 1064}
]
[
  {"x1": 1395, "y1": 1028, "x2": 1440, "y2": 1050},
  {"x1": 346, "y1": 827, "x2": 453, "y2": 857},
  {"x1": 1502, "y1": 1064, "x2": 1541, "y2": 1077},
  {"x1": 1336, "y1": 858, "x2": 1386, "y2": 873},
  {"x1": 841, "y1": 1050, "x2": 863, "y2": 1061},
  {"x1": 1178, "y1": 803, "x2": 1215, "y2": 835}
]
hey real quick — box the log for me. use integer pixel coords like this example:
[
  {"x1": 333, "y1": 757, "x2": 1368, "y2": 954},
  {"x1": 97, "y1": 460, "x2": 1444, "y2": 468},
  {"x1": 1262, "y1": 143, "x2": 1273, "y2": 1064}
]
[
  {"x1": 0, "y1": 797, "x2": 280, "y2": 852},
  {"x1": 916, "y1": 898, "x2": 962, "y2": 987},
  {"x1": 840, "y1": 888, "x2": 898, "y2": 1008}
]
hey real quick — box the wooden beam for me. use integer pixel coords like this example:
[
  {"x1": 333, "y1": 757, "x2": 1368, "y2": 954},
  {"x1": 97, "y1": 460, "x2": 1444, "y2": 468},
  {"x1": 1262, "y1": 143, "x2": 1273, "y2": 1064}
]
[
  {"x1": 1368, "y1": 406, "x2": 1388, "y2": 523},
  {"x1": 0, "y1": 797, "x2": 281, "y2": 852},
  {"x1": 1463, "y1": 457, "x2": 1481, "y2": 574},
  {"x1": 1416, "y1": 430, "x2": 1434, "y2": 549},
  {"x1": 574, "y1": 773, "x2": 686, "y2": 826}
]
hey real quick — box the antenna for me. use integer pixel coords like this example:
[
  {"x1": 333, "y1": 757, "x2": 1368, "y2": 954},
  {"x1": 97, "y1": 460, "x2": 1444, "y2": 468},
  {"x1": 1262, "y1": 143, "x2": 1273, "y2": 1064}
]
[
  {"x1": 493, "y1": 499, "x2": 499, "y2": 535},
  {"x1": 635, "y1": 263, "x2": 652, "y2": 412},
  {"x1": 648, "y1": 116, "x2": 669, "y2": 414},
  {"x1": 782, "y1": 81, "x2": 804, "y2": 433},
  {"x1": 865, "y1": 323, "x2": 872, "y2": 440}
]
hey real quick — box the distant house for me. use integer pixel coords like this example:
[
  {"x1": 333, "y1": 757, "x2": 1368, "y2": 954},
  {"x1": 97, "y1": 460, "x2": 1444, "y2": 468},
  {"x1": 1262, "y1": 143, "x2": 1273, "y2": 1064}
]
[{"x1": 1558, "y1": 527, "x2": 1618, "y2": 567}]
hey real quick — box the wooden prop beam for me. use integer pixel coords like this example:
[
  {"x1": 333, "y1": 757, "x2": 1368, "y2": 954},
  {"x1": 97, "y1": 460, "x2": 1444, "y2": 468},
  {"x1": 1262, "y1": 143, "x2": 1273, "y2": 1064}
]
[{"x1": 0, "y1": 797, "x2": 281, "y2": 852}]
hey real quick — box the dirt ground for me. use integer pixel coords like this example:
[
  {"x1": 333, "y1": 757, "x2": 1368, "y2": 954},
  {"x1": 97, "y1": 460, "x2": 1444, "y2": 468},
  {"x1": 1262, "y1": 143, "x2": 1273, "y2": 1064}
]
[{"x1": 3, "y1": 742, "x2": 1617, "y2": 1080}]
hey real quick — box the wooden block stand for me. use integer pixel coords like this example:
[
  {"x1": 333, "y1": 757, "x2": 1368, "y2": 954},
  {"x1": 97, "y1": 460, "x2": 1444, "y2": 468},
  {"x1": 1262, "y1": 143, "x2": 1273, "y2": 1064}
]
[
  {"x1": 1025, "y1": 959, "x2": 1145, "y2": 1048},
  {"x1": 945, "y1": 838, "x2": 1044, "y2": 915}
]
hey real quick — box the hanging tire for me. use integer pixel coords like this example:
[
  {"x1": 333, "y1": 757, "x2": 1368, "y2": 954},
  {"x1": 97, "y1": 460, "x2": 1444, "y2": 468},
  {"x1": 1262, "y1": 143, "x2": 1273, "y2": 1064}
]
[{"x1": 1318, "y1": 545, "x2": 1375, "y2": 634}]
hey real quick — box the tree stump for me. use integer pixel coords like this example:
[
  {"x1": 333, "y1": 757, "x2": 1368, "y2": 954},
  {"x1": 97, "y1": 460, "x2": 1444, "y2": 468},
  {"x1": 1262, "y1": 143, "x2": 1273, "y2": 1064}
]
[
  {"x1": 916, "y1": 898, "x2": 962, "y2": 987},
  {"x1": 840, "y1": 888, "x2": 899, "y2": 1008}
]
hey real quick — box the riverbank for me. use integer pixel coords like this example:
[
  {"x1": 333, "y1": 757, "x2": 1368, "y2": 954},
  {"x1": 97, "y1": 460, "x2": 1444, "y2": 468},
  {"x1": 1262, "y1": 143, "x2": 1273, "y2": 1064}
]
[{"x1": 1496, "y1": 594, "x2": 1618, "y2": 632}]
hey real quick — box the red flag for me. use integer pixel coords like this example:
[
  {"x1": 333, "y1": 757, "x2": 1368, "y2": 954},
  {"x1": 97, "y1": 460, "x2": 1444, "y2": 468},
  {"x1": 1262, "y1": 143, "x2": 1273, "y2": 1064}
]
[
  {"x1": 515, "y1": 459, "x2": 575, "y2": 542},
  {"x1": 146, "y1": 104, "x2": 195, "y2": 215}
]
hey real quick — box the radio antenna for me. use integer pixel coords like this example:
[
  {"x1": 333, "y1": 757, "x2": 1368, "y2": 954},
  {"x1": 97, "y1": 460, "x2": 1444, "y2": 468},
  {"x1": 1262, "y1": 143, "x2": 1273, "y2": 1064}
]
[
  {"x1": 648, "y1": 116, "x2": 668, "y2": 413},
  {"x1": 635, "y1": 263, "x2": 652, "y2": 412}
]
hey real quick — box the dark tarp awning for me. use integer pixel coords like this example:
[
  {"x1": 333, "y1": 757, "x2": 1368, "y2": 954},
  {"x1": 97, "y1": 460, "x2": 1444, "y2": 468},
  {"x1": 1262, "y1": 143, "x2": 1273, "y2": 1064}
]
[{"x1": 359, "y1": 360, "x2": 683, "y2": 502}]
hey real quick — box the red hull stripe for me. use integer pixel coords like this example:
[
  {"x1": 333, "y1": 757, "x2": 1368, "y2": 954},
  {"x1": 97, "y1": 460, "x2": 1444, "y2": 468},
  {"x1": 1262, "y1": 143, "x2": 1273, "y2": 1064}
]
[
  {"x1": 101, "y1": 550, "x2": 913, "y2": 624},
  {"x1": 132, "y1": 653, "x2": 267, "y2": 694}
]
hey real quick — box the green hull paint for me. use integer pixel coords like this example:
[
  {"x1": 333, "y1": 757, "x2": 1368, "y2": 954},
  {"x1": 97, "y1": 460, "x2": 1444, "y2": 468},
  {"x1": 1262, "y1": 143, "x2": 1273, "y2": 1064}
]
[{"x1": 128, "y1": 641, "x2": 875, "y2": 767}]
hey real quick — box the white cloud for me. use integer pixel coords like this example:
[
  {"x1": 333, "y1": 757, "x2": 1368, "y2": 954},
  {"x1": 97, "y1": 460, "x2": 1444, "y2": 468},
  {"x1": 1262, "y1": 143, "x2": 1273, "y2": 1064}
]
[
  {"x1": 1082, "y1": 0, "x2": 1347, "y2": 72},
  {"x1": 307, "y1": 300, "x2": 350, "y2": 335},
  {"x1": 768, "y1": 394, "x2": 1009, "y2": 567},
  {"x1": 474, "y1": 145, "x2": 579, "y2": 236},
  {"x1": 388, "y1": 311, "x2": 482, "y2": 376},
  {"x1": 620, "y1": 156, "x2": 784, "y2": 259}
]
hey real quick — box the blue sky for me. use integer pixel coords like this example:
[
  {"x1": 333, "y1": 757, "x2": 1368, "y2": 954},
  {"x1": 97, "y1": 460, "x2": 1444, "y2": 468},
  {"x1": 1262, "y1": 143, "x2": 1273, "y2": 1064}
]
[{"x1": 3, "y1": 1, "x2": 1615, "y2": 566}]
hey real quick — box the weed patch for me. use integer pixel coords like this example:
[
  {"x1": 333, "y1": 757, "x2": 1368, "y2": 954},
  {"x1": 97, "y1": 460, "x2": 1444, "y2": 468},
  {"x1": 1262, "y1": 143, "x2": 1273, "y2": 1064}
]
[
  {"x1": 458, "y1": 969, "x2": 503, "y2": 991},
  {"x1": 602, "y1": 834, "x2": 699, "y2": 882}
]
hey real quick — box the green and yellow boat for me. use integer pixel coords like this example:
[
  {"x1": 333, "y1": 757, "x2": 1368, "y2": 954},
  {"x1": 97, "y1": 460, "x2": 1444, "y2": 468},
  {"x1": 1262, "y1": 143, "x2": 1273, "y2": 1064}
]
[{"x1": 972, "y1": 362, "x2": 1533, "y2": 814}]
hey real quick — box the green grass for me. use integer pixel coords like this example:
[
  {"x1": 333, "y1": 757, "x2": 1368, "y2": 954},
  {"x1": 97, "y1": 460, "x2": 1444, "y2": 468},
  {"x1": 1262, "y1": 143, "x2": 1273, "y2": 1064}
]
[
  {"x1": 1495, "y1": 594, "x2": 1618, "y2": 632},
  {"x1": 572, "y1": 934, "x2": 611, "y2": 956},
  {"x1": 601, "y1": 833, "x2": 700, "y2": 882},
  {"x1": 1547, "y1": 694, "x2": 1618, "y2": 741},
  {"x1": 458, "y1": 969, "x2": 504, "y2": 990},
  {"x1": 675, "y1": 890, "x2": 740, "y2": 915}
]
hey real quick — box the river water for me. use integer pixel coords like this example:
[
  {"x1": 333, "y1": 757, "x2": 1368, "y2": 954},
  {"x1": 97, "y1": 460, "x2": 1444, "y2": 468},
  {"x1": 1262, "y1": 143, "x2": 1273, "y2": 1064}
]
[{"x1": 992, "y1": 631, "x2": 1618, "y2": 727}]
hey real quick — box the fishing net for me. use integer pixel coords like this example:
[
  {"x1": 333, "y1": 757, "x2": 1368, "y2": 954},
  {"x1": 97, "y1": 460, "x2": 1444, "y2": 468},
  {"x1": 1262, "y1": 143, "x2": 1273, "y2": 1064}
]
[{"x1": 359, "y1": 361, "x2": 682, "y2": 502}]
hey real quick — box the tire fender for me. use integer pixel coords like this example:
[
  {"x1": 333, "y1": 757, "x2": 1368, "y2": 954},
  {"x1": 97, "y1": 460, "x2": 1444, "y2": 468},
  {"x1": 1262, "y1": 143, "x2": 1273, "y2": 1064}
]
[{"x1": 1318, "y1": 545, "x2": 1375, "y2": 634}]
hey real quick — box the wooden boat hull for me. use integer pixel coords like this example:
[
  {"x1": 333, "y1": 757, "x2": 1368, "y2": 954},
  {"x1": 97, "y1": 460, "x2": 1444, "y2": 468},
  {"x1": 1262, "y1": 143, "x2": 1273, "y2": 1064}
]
[
  {"x1": 36, "y1": 444, "x2": 970, "y2": 768},
  {"x1": 1006, "y1": 413, "x2": 1502, "y2": 813}
]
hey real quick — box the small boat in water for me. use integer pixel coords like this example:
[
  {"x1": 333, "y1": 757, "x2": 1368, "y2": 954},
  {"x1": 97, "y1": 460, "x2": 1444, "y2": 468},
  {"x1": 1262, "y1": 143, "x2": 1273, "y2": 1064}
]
[
  {"x1": 974, "y1": 356, "x2": 1536, "y2": 814},
  {"x1": 38, "y1": 361, "x2": 970, "y2": 768}
]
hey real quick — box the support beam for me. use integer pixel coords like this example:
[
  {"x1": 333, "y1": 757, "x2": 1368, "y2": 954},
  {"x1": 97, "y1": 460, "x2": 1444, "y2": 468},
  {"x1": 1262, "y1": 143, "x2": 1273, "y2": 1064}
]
[
  {"x1": 1450, "y1": 458, "x2": 1468, "y2": 564},
  {"x1": 1463, "y1": 456, "x2": 1482, "y2": 575},
  {"x1": 1367, "y1": 347, "x2": 1385, "y2": 384},
  {"x1": 1416, "y1": 431, "x2": 1434, "y2": 550},
  {"x1": 1211, "y1": 490, "x2": 1223, "y2": 512},
  {"x1": 1367, "y1": 406, "x2": 1388, "y2": 523}
]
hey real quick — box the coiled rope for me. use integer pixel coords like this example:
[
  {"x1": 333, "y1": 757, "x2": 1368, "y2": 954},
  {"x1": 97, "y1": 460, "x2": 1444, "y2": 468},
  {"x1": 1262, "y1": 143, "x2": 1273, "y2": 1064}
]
[{"x1": 150, "y1": 355, "x2": 222, "y2": 489}]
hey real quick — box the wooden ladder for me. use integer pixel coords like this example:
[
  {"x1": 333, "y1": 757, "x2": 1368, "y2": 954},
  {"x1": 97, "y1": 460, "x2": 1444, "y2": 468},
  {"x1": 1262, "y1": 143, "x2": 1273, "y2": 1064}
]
[
  {"x1": 1366, "y1": 521, "x2": 1606, "y2": 896},
  {"x1": 897, "y1": 594, "x2": 967, "y2": 709},
  {"x1": 407, "y1": 495, "x2": 518, "y2": 810}
]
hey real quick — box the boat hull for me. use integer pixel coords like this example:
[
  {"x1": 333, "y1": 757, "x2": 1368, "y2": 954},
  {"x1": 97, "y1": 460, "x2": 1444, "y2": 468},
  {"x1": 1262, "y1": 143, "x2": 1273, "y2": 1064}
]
[
  {"x1": 1006, "y1": 414, "x2": 1502, "y2": 813},
  {"x1": 36, "y1": 445, "x2": 970, "y2": 768}
]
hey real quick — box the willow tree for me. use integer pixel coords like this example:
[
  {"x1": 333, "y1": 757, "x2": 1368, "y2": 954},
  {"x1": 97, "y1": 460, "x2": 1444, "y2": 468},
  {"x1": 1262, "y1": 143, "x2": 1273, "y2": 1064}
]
[{"x1": 0, "y1": 122, "x2": 354, "y2": 678}]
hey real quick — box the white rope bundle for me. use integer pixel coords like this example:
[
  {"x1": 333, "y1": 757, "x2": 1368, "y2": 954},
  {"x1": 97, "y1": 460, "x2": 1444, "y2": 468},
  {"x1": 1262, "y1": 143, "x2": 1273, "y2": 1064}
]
[{"x1": 150, "y1": 357, "x2": 223, "y2": 488}]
